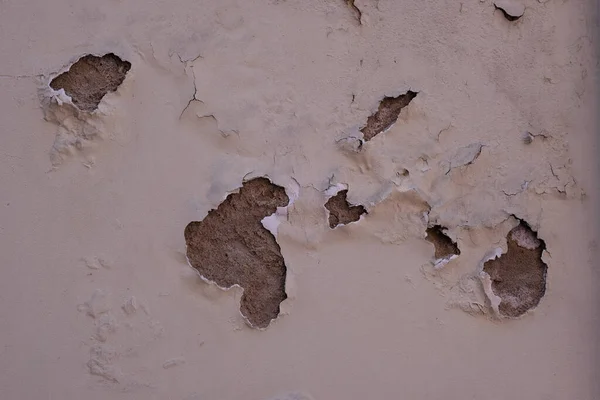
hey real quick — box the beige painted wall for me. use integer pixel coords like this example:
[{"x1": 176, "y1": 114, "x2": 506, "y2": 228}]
[{"x1": 0, "y1": 0, "x2": 598, "y2": 399}]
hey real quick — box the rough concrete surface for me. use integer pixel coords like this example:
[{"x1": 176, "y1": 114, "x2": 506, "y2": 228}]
[
  {"x1": 50, "y1": 54, "x2": 131, "y2": 112},
  {"x1": 483, "y1": 222, "x2": 547, "y2": 317},
  {"x1": 324, "y1": 189, "x2": 366, "y2": 228},
  {"x1": 0, "y1": 0, "x2": 598, "y2": 399},
  {"x1": 185, "y1": 177, "x2": 289, "y2": 328}
]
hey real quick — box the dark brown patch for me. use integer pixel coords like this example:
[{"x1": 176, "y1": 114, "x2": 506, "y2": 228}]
[
  {"x1": 483, "y1": 222, "x2": 547, "y2": 317},
  {"x1": 50, "y1": 53, "x2": 131, "y2": 112},
  {"x1": 324, "y1": 190, "x2": 366, "y2": 228},
  {"x1": 184, "y1": 178, "x2": 289, "y2": 328},
  {"x1": 426, "y1": 225, "x2": 460, "y2": 259},
  {"x1": 360, "y1": 91, "x2": 417, "y2": 141}
]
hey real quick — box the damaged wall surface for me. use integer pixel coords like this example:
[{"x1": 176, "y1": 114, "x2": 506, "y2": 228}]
[{"x1": 0, "y1": 0, "x2": 598, "y2": 399}]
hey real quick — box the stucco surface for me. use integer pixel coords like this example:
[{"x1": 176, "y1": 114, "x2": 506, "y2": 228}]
[{"x1": 0, "y1": 0, "x2": 598, "y2": 399}]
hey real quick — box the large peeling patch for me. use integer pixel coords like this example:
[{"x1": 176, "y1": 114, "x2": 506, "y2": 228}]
[
  {"x1": 184, "y1": 177, "x2": 290, "y2": 328},
  {"x1": 482, "y1": 222, "x2": 547, "y2": 317}
]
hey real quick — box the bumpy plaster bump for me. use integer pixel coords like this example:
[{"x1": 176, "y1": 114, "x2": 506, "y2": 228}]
[{"x1": 425, "y1": 225, "x2": 460, "y2": 268}]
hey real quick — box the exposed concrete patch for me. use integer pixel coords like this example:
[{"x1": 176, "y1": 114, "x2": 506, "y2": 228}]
[
  {"x1": 184, "y1": 177, "x2": 290, "y2": 329},
  {"x1": 482, "y1": 221, "x2": 547, "y2": 317},
  {"x1": 360, "y1": 91, "x2": 418, "y2": 141},
  {"x1": 324, "y1": 189, "x2": 367, "y2": 228},
  {"x1": 426, "y1": 225, "x2": 460, "y2": 267},
  {"x1": 41, "y1": 53, "x2": 132, "y2": 166},
  {"x1": 49, "y1": 54, "x2": 131, "y2": 112}
]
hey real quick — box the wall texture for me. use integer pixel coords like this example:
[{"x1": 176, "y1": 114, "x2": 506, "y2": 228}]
[{"x1": 0, "y1": 0, "x2": 598, "y2": 399}]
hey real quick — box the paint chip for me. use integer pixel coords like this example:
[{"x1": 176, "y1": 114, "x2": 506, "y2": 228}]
[
  {"x1": 444, "y1": 143, "x2": 483, "y2": 174},
  {"x1": 184, "y1": 178, "x2": 289, "y2": 329},
  {"x1": 494, "y1": 0, "x2": 525, "y2": 21},
  {"x1": 360, "y1": 91, "x2": 417, "y2": 141},
  {"x1": 50, "y1": 53, "x2": 131, "y2": 112}
]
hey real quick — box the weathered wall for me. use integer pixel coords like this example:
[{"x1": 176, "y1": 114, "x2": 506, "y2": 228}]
[{"x1": 0, "y1": 0, "x2": 598, "y2": 399}]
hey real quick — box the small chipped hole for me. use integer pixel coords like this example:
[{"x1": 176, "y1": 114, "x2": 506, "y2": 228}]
[
  {"x1": 425, "y1": 225, "x2": 460, "y2": 259},
  {"x1": 324, "y1": 190, "x2": 367, "y2": 229},
  {"x1": 360, "y1": 91, "x2": 417, "y2": 141}
]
